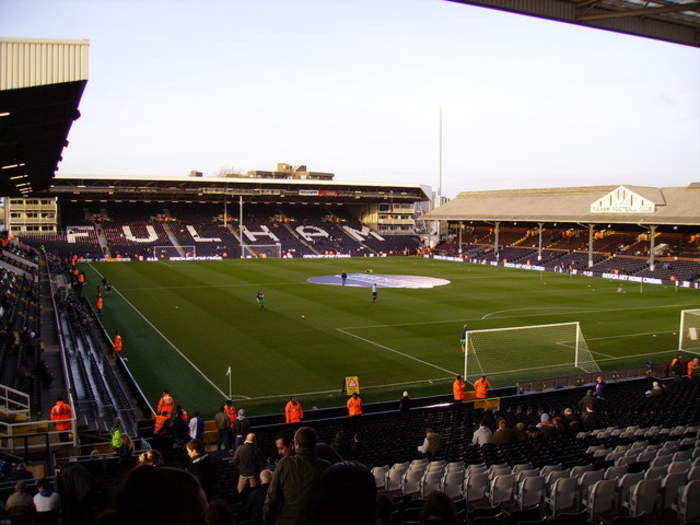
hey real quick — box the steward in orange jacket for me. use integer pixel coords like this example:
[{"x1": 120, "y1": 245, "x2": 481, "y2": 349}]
[
  {"x1": 347, "y1": 393, "x2": 362, "y2": 416},
  {"x1": 50, "y1": 398, "x2": 73, "y2": 431},
  {"x1": 156, "y1": 391, "x2": 175, "y2": 417},
  {"x1": 453, "y1": 375, "x2": 466, "y2": 402},
  {"x1": 473, "y1": 376, "x2": 490, "y2": 399},
  {"x1": 224, "y1": 400, "x2": 237, "y2": 426},
  {"x1": 96, "y1": 296, "x2": 104, "y2": 314},
  {"x1": 154, "y1": 412, "x2": 169, "y2": 434},
  {"x1": 285, "y1": 397, "x2": 303, "y2": 424},
  {"x1": 112, "y1": 333, "x2": 123, "y2": 356}
]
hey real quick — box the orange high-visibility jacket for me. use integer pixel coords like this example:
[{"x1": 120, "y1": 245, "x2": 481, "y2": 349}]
[
  {"x1": 113, "y1": 335, "x2": 123, "y2": 353},
  {"x1": 78, "y1": 273, "x2": 86, "y2": 283},
  {"x1": 473, "y1": 378, "x2": 490, "y2": 399},
  {"x1": 157, "y1": 394, "x2": 175, "y2": 416},
  {"x1": 453, "y1": 379, "x2": 466, "y2": 401},
  {"x1": 50, "y1": 401, "x2": 72, "y2": 431},
  {"x1": 285, "y1": 401, "x2": 303, "y2": 424},
  {"x1": 224, "y1": 405, "x2": 237, "y2": 425},
  {"x1": 180, "y1": 409, "x2": 189, "y2": 422},
  {"x1": 154, "y1": 415, "x2": 168, "y2": 434},
  {"x1": 96, "y1": 297, "x2": 104, "y2": 310},
  {"x1": 347, "y1": 396, "x2": 362, "y2": 416}
]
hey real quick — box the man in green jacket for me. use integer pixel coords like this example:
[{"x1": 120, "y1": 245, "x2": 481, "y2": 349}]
[{"x1": 264, "y1": 426, "x2": 330, "y2": 525}]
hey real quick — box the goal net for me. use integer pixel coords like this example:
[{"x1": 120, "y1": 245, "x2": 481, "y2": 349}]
[
  {"x1": 464, "y1": 321, "x2": 600, "y2": 383},
  {"x1": 242, "y1": 244, "x2": 282, "y2": 258},
  {"x1": 153, "y1": 245, "x2": 196, "y2": 259},
  {"x1": 678, "y1": 309, "x2": 700, "y2": 353}
]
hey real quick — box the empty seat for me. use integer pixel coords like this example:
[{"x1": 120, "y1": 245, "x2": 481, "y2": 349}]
[
  {"x1": 465, "y1": 472, "x2": 490, "y2": 504},
  {"x1": 644, "y1": 466, "x2": 669, "y2": 480},
  {"x1": 604, "y1": 465, "x2": 629, "y2": 480},
  {"x1": 668, "y1": 460, "x2": 691, "y2": 474},
  {"x1": 676, "y1": 480, "x2": 700, "y2": 524},
  {"x1": 625, "y1": 478, "x2": 660, "y2": 518},
  {"x1": 649, "y1": 455, "x2": 672, "y2": 468},
  {"x1": 512, "y1": 462, "x2": 535, "y2": 474},
  {"x1": 617, "y1": 473, "x2": 644, "y2": 507},
  {"x1": 490, "y1": 474, "x2": 514, "y2": 507},
  {"x1": 385, "y1": 461, "x2": 409, "y2": 492},
  {"x1": 579, "y1": 470, "x2": 604, "y2": 506},
  {"x1": 545, "y1": 470, "x2": 570, "y2": 488},
  {"x1": 661, "y1": 472, "x2": 687, "y2": 510},
  {"x1": 688, "y1": 466, "x2": 700, "y2": 481},
  {"x1": 547, "y1": 478, "x2": 578, "y2": 517},
  {"x1": 587, "y1": 480, "x2": 618, "y2": 522},
  {"x1": 539, "y1": 464, "x2": 564, "y2": 477},
  {"x1": 441, "y1": 469, "x2": 464, "y2": 499},
  {"x1": 570, "y1": 465, "x2": 593, "y2": 478},
  {"x1": 674, "y1": 450, "x2": 692, "y2": 462},
  {"x1": 371, "y1": 465, "x2": 389, "y2": 490},
  {"x1": 516, "y1": 476, "x2": 545, "y2": 510}
]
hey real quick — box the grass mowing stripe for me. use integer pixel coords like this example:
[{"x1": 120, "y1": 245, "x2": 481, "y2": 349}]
[
  {"x1": 86, "y1": 263, "x2": 238, "y2": 400},
  {"x1": 335, "y1": 328, "x2": 459, "y2": 376}
]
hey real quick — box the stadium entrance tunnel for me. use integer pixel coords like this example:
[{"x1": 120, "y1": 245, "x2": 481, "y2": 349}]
[{"x1": 307, "y1": 273, "x2": 450, "y2": 289}]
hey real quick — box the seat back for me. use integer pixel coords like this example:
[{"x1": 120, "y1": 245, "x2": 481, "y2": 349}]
[
  {"x1": 371, "y1": 465, "x2": 389, "y2": 490},
  {"x1": 668, "y1": 460, "x2": 691, "y2": 474},
  {"x1": 649, "y1": 454, "x2": 672, "y2": 468},
  {"x1": 545, "y1": 469, "x2": 570, "y2": 488},
  {"x1": 441, "y1": 469, "x2": 464, "y2": 499},
  {"x1": 518, "y1": 476, "x2": 545, "y2": 509},
  {"x1": 604, "y1": 465, "x2": 628, "y2": 480},
  {"x1": 550, "y1": 478, "x2": 578, "y2": 517},
  {"x1": 617, "y1": 472, "x2": 644, "y2": 504},
  {"x1": 661, "y1": 472, "x2": 687, "y2": 509},
  {"x1": 688, "y1": 466, "x2": 700, "y2": 481},
  {"x1": 465, "y1": 472, "x2": 490, "y2": 503},
  {"x1": 588, "y1": 480, "x2": 618, "y2": 520},
  {"x1": 539, "y1": 463, "x2": 563, "y2": 477},
  {"x1": 644, "y1": 466, "x2": 668, "y2": 480},
  {"x1": 678, "y1": 480, "x2": 700, "y2": 524},
  {"x1": 385, "y1": 462, "x2": 409, "y2": 491},
  {"x1": 490, "y1": 474, "x2": 514, "y2": 506},
  {"x1": 628, "y1": 478, "x2": 660, "y2": 517},
  {"x1": 570, "y1": 464, "x2": 593, "y2": 478}
]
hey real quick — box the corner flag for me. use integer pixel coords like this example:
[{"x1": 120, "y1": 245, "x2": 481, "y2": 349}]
[{"x1": 225, "y1": 366, "x2": 231, "y2": 377}]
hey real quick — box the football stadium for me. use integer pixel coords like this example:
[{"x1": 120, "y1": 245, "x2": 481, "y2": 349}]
[{"x1": 1, "y1": 2, "x2": 700, "y2": 524}]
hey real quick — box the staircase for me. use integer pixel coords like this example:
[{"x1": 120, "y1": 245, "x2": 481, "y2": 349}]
[
  {"x1": 93, "y1": 224, "x2": 111, "y2": 258},
  {"x1": 282, "y1": 223, "x2": 320, "y2": 255},
  {"x1": 161, "y1": 223, "x2": 185, "y2": 257}
]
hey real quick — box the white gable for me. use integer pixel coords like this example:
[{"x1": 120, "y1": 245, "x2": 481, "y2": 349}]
[{"x1": 590, "y1": 186, "x2": 656, "y2": 214}]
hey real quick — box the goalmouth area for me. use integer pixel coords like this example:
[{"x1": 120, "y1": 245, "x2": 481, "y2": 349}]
[{"x1": 80, "y1": 257, "x2": 700, "y2": 415}]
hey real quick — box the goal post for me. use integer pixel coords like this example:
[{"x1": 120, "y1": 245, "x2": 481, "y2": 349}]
[
  {"x1": 241, "y1": 244, "x2": 282, "y2": 258},
  {"x1": 463, "y1": 321, "x2": 600, "y2": 383},
  {"x1": 153, "y1": 245, "x2": 196, "y2": 259},
  {"x1": 679, "y1": 309, "x2": 700, "y2": 352}
]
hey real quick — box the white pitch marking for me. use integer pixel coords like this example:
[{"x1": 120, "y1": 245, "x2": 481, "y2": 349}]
[
  {"x1": 335, "y1": 328, "x2": 458, "y2": 376},
  {"x1": 86, "y1": 263, "x2": 247, "y2": 400}
]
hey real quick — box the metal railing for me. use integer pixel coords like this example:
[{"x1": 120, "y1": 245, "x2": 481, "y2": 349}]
[{"x1": 0, "y1": 383, "x2": 30, "y2": 419}]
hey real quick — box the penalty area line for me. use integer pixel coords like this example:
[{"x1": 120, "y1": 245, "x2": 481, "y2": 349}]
[
  {"x1": 86, "y1": 263, "x2": 248, "y2": 400},
  {"x1": 335, "y1": 328, "x2": 459, "y2": 376}
]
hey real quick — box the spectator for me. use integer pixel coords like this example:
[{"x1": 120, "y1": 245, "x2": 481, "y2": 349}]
[
  {"x1": 55, "y1": 462, "x2": 96, "y2": 525},
  {"x1": 246, "y1": 469, "x2": 272, "y2": 525},
  {"x1": 594, "y1": 376, "x2": 606, "y2": 407},
  {"x1": 274, "y1": 430, "x2": 295, "y2": 466},
  {"x1": 537, "y1": 413, "x2": 554, "y2": 435},
  {"x1": 670, "y1": 355, "x2": 686, "y2": 379},
  {"x1": 137, "y1": 449, "x2": 163, "y2": 467},
  {"x1": 264, "y1": 426, "x2": 330, "y2": 525},
  {"x1": 172, "y1": 412, "x2": 190, "y2": 447},
  {"x1": 33, "y1": 478, "x2": 60, "y2": 525},
  {"x1": 189, "y1": 411, "x2": 204, "y2": 441},
  {"x1": 233, "y1": 433, "x2": 266, "y2": 494},
  {"x1": 98, "y1": 466, "x2": 207, "y2": 525},
  {"x1": 513, "y1": 422, "x2": 528, "y2": 442},
  {"x1": 419, "y1": 491, "x2": 459, "y2": 525},
  {"x1": 186, "y1": 439, "x2": 218, "y2": 501},
  {"x1": 4, "y1": 481, "x2": 33, "y2": 525},
  {"x1": 578, "y1": 390, "x2": 596, "y2": 413},
  {"x1": 399, "y1": 391, "x2": 411, "y2": 415},
  {"x1": 331, "y1": 431, "x2": 352, "y2": 460},
  {"x1": 646, "y1": 381, "x2": 665, "y2": 397},
  {"x1": 316, "y1": 461, "x2": 376, "y2": 525},
  {"x1": 491, "y1": 419, "x2": 512, "y2": 445},
  {"x1": 562, "y1": 407, "x2": 580, "y2": 434},
  {"x1": 471, "y1": 420, "x2": 492, "y2": 446},
  {"x1": 114, "y1": 434, "x2": 134, "y2": 462},
  {"x1": 417, "y1": 428, "x2": 444, "y2": 458},
  {"x1": 688, "y1": 358, "x2": 700, "y2": 380},
  {"x1": 214, "y1": 405, "x2": 231, "y2": 451},
  {"x1": 233, "y1": 408, "x2": 251, "y2": 449}
]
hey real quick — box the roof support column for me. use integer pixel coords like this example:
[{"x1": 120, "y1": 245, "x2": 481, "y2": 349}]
[
  {"x1": 588, "y1": 224, "x2": 595, "y2": 268},
  {"x1": 649, "y1": 225, "x2": 657, "y2": 272},
  {"x1": 537, "y1": 223, "x2": 544, "y2": 261},
  {"x1": 458, "y1": 222, "x2": 463, "y2": 256},
  {"x1": 239, "y1": 195, "x2": 244, "y2": 259},
  {"x1": 494, "y1": 221, "x2": 500, "y2": 261}
]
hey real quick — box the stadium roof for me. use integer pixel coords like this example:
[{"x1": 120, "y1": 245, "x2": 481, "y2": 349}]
[
  {"x1": 422, "y1": 183, "x2": 700, "y2": 225},
  {"x1": 48, "y1": 173, "x2": 431, "y2": 203},
  {"x1": 0, "y1": 38, "x2": 88, "y2": 196},
  {"x1": 448, "y1": 0, "x2": 700, "y2": 48}
]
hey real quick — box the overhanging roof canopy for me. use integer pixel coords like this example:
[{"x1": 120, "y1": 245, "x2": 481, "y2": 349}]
[
  {"x1": 0, "y1": 38, "x2": 88, "y2": 195},
  {"x1": 423, "y1": 184, "x2": 700, "y2": 226},
  {"x1": 448, "y1": 0, "x2": 700, "y2": 48}
]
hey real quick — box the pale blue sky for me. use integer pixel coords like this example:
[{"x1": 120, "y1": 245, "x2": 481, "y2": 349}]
[{"x1": 2, "y1": 0, "x2": 699, "y2": 197}]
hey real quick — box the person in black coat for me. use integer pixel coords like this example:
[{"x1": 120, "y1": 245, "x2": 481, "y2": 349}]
[{"x1": 186, "y1": 439, "x2": 219, "y2": 501}]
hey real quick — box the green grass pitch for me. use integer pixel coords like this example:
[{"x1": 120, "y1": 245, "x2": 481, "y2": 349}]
[{"x1": 79, "y1": 257, "x2": 700, "y2": 416}]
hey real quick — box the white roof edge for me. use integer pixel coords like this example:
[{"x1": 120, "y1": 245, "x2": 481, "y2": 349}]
[
  {"x1": 0, "y1": 37, "x2": 89, "y2": 45},
  {"x1": 53, "y1": 173, "x2": 427, "y2": 190}
]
